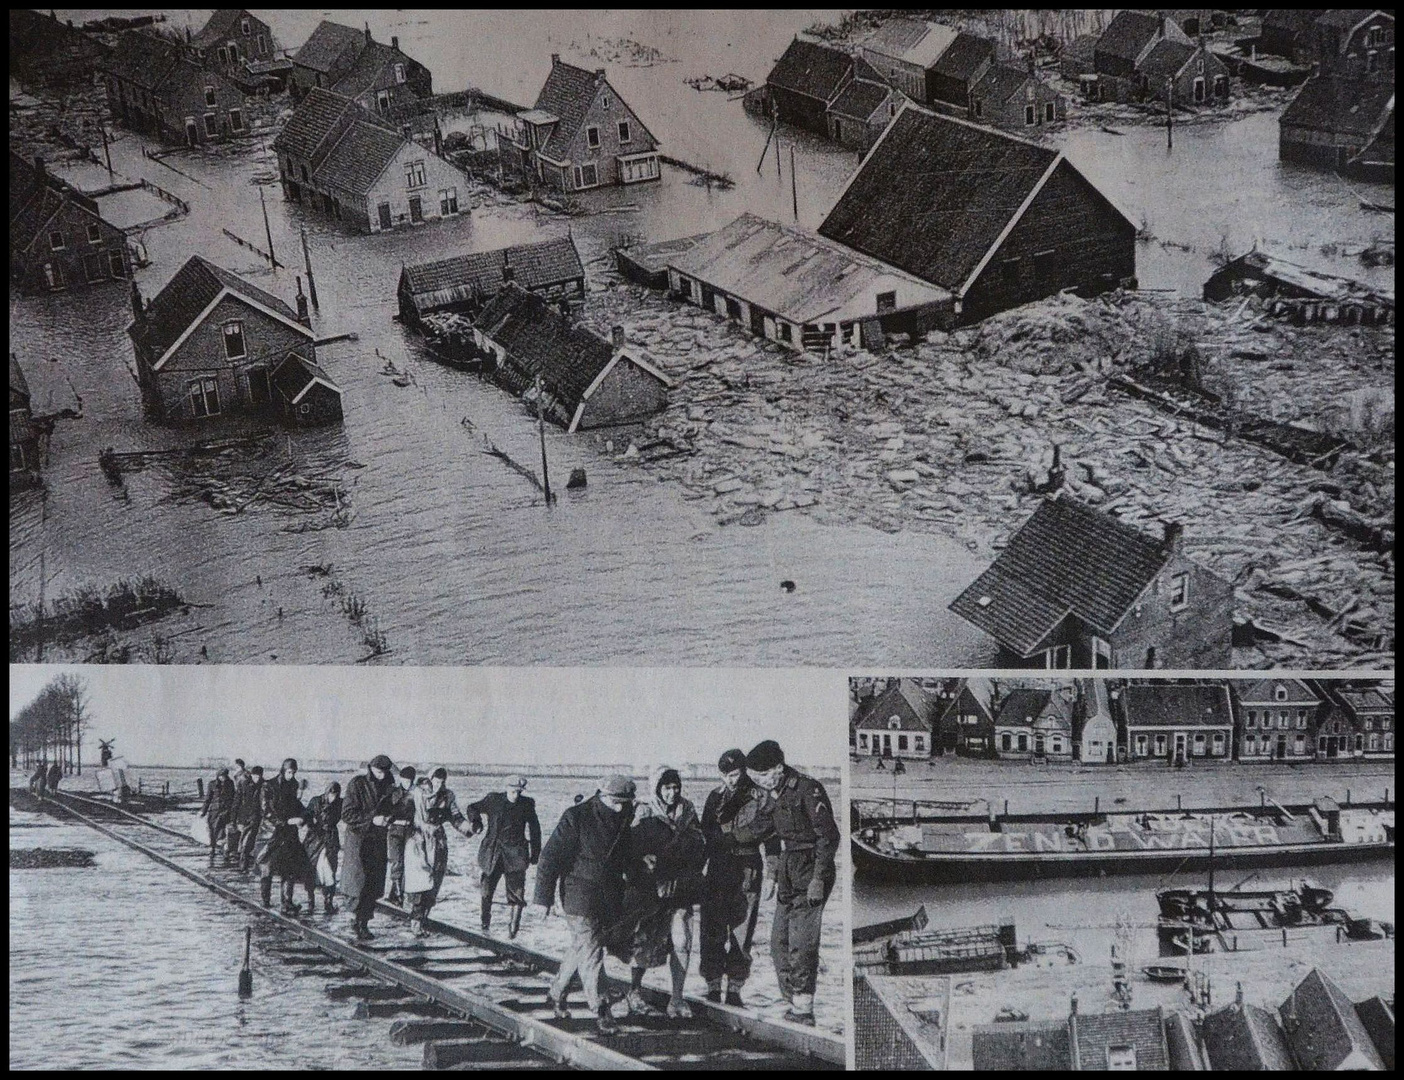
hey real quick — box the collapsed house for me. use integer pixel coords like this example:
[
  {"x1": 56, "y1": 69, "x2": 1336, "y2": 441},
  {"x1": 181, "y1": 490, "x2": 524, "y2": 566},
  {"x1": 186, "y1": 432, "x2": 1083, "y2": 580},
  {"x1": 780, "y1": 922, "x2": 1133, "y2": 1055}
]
[
  {"x1": 396, "y1": 235, "x2": 585, "y2": 327},
  {"x1": 472, "y1": 282, "x2": 671, "y2": 432},
  {"x1": 1203, "y1": 250, "x2": 1394, "y2": 325}
]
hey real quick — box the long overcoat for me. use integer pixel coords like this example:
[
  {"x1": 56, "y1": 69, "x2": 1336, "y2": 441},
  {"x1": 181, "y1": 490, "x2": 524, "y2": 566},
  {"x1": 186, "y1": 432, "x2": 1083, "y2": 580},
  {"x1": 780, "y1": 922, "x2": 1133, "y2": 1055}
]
[
  {"x1": 533, "y1": 794, "x2": 631, "y2": 919},
  {"x1": 467, "y1": 792, "x2": 542, "y2": 876},
  {"x1": 201, "y1": 774, "x2": 238, "y2": 841},
  {"x1": 254, "y1": 776, "x2": 312, "y2": 880},
  {"x1": 302, "y1": 793, "x2": 342, "y2": 874},
  {"x1": 339, "y1": 770, "x2": 395, "y2": 905}
]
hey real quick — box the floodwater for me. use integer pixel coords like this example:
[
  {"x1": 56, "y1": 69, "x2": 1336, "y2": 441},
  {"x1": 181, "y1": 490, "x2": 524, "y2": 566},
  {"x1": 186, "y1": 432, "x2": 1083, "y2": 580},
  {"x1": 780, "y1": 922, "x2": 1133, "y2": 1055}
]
[{"x1": 13, "y1": 10, "x2": 1393, "y2": 665}]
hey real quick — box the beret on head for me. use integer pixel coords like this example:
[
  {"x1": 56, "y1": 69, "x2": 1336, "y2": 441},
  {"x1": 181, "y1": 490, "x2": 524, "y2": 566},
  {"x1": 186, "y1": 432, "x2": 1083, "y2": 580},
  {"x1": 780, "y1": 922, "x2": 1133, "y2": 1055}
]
[
  {"x1": 718, "y1": 748, "x2": 747, "y2": 773},
  {"x1": 399, "y1": 766, "x2": 417, "y2": 780},
  {"x1": 368, "y1": 754, "x2": 393, "y2": 771},
  {"x1": 250, "y1": 766, "x2": 264, "y2": 776},
  {"x1": 601, "y1": 775, "x2": 636, "y2": 799},
  {"x1": 432, "y1": 767, "x2": 448, "y2": 781},
  {"x1": 745, "y1": 740, "x2": 784, "y2": 771}
]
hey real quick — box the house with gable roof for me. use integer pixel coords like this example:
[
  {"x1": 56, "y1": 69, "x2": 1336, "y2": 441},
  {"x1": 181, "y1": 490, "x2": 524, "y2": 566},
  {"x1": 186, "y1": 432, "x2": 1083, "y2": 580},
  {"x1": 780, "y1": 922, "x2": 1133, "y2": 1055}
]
[
  {"x1": 994, "y1": 685, "x2": 1074, "y2": 760},
  {"x1": 819, "y1": 106, "x2": 1136, "y2": 326},
  {"x1": 103, "y1": 30, "x2": 251, "y2": 146},
  {"x1": 10, "y1": 153, "x2": 132, "y2": 294},
  {"x1": 127, "y1": 255, "x2": 340, "y2": 426},
  {"x1": 329, "y1": 31, "x2": 433, "y2": 119},
  {"x1": 858, "y1": 19, "x2": 960, "y2": 105},
  {"x1": 949, "y1": 495, "x2": 1233, "y2": 669},
  {"x1": 1280, "y1": 969, "x2": 1386, "y2": 1071},
  {"x1": 853, "y1": 678, "x2": 935, "y2": 759},
  {"x1": 186, "y1": 9, "x2": 274, "y2": 82},
  {"x1": 1232, "y1": 678, "x2": 1320, "y2": 762},
  {"x1": 509, "y1": 55, "x2": 661, "y2": 191},
  {"x1": 1091, "y1": 10, "x2": 1192, "y2": 102},
  {"x1": 289, "y1": 19, "x2": 369, "y2": 99},
  {"x1": 397, "y1": 235, "x2": 585, "y2": 327},
  {"x1": 935, "y1": 677, "x2": 999, "y2": 756},
  {"x1": 968, "y1": 62, "x2": 1065, "y2": 130},
  {"x1": 1119, "y1": 681, "x2": 1233, "y2": 764}
]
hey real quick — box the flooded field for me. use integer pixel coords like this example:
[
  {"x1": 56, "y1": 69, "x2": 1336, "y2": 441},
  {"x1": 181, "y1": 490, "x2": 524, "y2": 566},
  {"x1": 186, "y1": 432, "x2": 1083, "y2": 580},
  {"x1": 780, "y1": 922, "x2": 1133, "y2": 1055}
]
[{"x1": 12, "y1": 10, "x2": 1393, "y2": 665}]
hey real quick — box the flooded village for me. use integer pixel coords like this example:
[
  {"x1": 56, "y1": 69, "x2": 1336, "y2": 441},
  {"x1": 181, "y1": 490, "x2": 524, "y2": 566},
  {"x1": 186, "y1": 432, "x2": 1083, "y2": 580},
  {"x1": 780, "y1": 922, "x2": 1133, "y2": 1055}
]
[
  {"x1": 849, "y1": 673, "x2": 1395, "y2": 1070},
  {"x1": 8, "y1": 8, "x2": 1395, "y2": 668}
]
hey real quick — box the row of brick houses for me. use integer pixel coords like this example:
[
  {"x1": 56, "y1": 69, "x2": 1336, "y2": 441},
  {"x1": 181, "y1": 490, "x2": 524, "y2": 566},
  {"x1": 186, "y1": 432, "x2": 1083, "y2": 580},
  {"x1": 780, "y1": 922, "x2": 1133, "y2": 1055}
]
[
  {"x1": 289, "y1": 19, "x2": 434, "y2": 120},
  {"x1": 103, "y1": 30, "x2": 252, "y2": 147},
  {"x1": 10, "y1": 152, "x2": 133, "y2": 295},
  {"x1": 1080, "y1": 10, "x2": 1232, "y2": 107},
  {"x1": 851, "y1": 676, "x2": 1394, "y2": 763},
  {"x1": 762, "y1": 38, "x2": 902, "y2": 151}
]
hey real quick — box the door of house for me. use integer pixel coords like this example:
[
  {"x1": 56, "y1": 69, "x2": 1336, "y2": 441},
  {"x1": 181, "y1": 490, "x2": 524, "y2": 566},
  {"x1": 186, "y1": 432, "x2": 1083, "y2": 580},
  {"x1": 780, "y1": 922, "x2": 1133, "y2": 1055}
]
[
  {"x1": 1276, "y1": 736, "x2": 1287, "y2": 759},
  {"x1": 378, "y1": 203, "x2": 393, "y2": 229},
  {"x1": 1175, "y1": 733, "x2": 1187, "y2": 764},
  {"x1": 185, "y1": 117, "x2": 198, "y2": 146},
  {"x1": 881, "y1": 733, "x2": 891, "y2": 756},
  {"x1": 408, "y1": 196, "x2": 423, "y2": 223},
  {"x1": 1034, "y1": 734, "x2": 1045, "y2": 757},
  {"x1": 1193, "y1": 78, "x2": 1205, "y2": 103},
  {"x1": 749, "y1": 305, "x2": 766, "y2": 337},
  {"x1": 247, "y1": 367, "x2": 270, "y2": 406}
]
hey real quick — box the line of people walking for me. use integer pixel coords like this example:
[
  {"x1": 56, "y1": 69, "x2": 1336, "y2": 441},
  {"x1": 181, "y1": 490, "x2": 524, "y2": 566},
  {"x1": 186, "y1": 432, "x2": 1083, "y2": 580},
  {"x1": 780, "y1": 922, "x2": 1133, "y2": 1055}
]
[{"x1": 197, "y1": 738, "x2": 837, "y2": 1031}]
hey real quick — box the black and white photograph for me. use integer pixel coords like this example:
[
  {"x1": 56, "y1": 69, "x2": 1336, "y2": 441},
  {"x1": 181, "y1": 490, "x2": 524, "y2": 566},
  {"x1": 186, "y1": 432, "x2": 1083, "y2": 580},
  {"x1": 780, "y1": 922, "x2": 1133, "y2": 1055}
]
[
  {"x1": 8, "y1": 8, "x2": 1393, "y2": 669},
  {"x1": 850, "y1": 674, "x2": 1395, "y2": 1070},
  {"x1": 11, "y1": 665, "x2": 845, "y2": 1069}
]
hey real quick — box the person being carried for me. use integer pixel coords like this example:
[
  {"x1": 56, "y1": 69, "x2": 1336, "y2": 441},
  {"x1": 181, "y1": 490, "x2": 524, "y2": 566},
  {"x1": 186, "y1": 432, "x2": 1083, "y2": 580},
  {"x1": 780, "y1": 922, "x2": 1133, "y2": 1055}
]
[
  {"x1": 254, "y1": 758, "x2": 313, "y2": 916},
  {"x1": 384, "y1": 766, "x2": 417, "y2": 907},
  {"x1": 302, "y1": 780, "x2": 342, "y2": 914},
  {"x1": 466, "y1": 775, "x2": 541, "y2": 938},
  {"x1": 200, "y1": 766, "x2": 237, "y2": 867},
  {"x1": 340, "y1": 754, "x2": 397, "y2": 942},
  {"x1": 404, "y1": 768, "x2": 478, "y2": 937},
  {"x1": 535, "y1": 775, "x2": 636, "y2": 1035},
  {"x1": 606, "y1": 766, "x2": 705, "y2": 1020}
]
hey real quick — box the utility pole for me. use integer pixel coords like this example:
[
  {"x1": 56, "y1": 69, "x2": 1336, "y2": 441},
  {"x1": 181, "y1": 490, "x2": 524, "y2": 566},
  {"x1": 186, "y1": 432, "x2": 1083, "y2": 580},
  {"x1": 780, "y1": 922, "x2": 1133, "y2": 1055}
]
[
  {"x1": 101, "y1": 125, "x2": 114, "y2": 178},
  {"x1": 35, "y1": 496, "x2": 47, "y2": 663},
  {"x1": 790, "y1": 145, "x2": 798, "y2": 221},
  {"x1": 300, "y1": 228, "x2": 319, "y2": 310},
  {"x1": 259, "y1": 184, "x2": 277, "y2": 269},
  {"x1": 534, "y1": 375, "x2": 553, "y2": 506},
  {"x1": 1166, "y1": 77, "x2": 1174, "y2": 151}
]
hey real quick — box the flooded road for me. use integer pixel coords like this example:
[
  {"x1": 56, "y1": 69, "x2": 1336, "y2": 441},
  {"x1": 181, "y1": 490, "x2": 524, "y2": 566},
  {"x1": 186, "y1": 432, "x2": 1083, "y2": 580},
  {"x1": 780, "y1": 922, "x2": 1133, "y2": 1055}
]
[{"x1": 13, "y1": 10, "x2": 1392, "y2": 665}]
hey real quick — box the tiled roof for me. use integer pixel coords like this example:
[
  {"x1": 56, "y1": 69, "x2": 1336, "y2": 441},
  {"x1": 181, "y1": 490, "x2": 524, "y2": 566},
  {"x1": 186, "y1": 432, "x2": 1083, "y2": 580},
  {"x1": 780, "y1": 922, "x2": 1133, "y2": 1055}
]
[
  {"x1": 10, "y1": 355, "x2": 31, "y2": 401},
  {"x1": 1122, "y1": 683, "x2": 1233, "y2": 730},
  {"x1": 104, "y1": 30, "x2": 182, "y2": 91},
  {"x1": 819, "y1": 107, "x2": 1062, "y2": 290},
  {"x1": 474, "y1": 282, "x2": 620, "y2": 408},
  {"x1": 1282, "y1": 76, "x2": 1396, "y2": 138},
  {"x1": 331, "y1": 40, "x2": 417, "y2": 100},
  {"x1": 400, "y1": 236, "x2": 584, "y2": 314},
  {"x1": 931, "y1": 32, "x2": 996, "y2": 81},
  {"x1": 1096, "y1": 10, "x2": 1163, "y2": 63},
  {"x1": 830, "y1": 77, "x2": 893, "y2": 121},
  {"x1": 972, "y1": 1020, "x2": 1071, "y2": 1070},
  {"x1": 938, "y1": 678, "x2": 997, "y2": 728},
  {"x1": 854, "y1": 679, "x2": 933, "y2": 733},
  {"x1": 272, "y1": 352, "x2": 340, "y2": 404},
  {"x1": 189, "y1": 9, "x2": 246, "y2": 48},
  {"x1": 134, "y1": 256, "x2": 301, "y2": 361},
  {"x1": 862, "y1": 20, "x2": 958, "y2": 69},
  {"x1": 996, "y1": 688, "x2": 1058, "y2": 728},
  {"x1": 533, "y1": 58, "x2": 602, "y2": 152},
  {"x1": 9, "y1": 151, "x2": 43, "y2": 217},
  {"x1": 1069, "y1": 1006, "x2": 1170, "y2": 1070},
  {"x1": 10, "y1": 187, "x2": 68, "y2": 253},
  {"x1": 972, "y1": 64, "x2": 1034, "y2": 105},
  {"x1": 272, "y1": 86, "x2": 362, "y2": 159},
  {"x1": 1281, "y1": 969, "x2": 1386, "y2": 1071},
  {"x1": 1332, "y1": 684, "x2": 1394, "y2": 713},
  {"x1": 1063, "y1": 34, "x2": 1099, "y2": 66},
  {"x1": 293, "y1": 19, "x2": 364, "y2": 73},
  {"x1": 1353, "y1": 996, "x2": 1395, "y2": 1070},
  {"x1": 767, "y1": 38, "x2": 854, "y2": 103},
  {"x1": 1138, "y1": 39, "x2": 1198, "y2": 81},
  {"x1": 1202, "y1": 1001, "x2": 1296, "y2": 1071},
  {"x1": 949, "y1": 496, "x2": 1177, "y2": 655},
  {"x1": 1234, "y1": 678, "x2": 1319, "y2": 705},
  {"x1": 311, "y1": 120, "x2": 406, "y2": 195},
  {"x1": 1315, "y1": 9, "x2": 1385, "y2": 31}
]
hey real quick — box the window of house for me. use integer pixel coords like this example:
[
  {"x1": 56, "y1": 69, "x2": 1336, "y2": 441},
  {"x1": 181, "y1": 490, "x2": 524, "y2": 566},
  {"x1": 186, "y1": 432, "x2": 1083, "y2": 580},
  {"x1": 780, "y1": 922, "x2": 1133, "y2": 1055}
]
[
  {"x1": 258, "y1": 33, "x2": 268, "y2": 56},
  {"x1": 1212, "y1": 733, "x2": 1224, "y2": 754},
  {"x1": 1318, "y1": 735, "x2": 1327, "y2": 752},
  {"x1": 1386, "y1": 734, "x2": 1394, "y2": 751},
  {"x1": 189, "y1": 376, "x2": 221, "y2": 418},
  {"x1": 1246, "y1": 711, "x2": 1256, "y2": 728},
  {"x1": 586, "y1": 126, "x2": 600, "y2": 149},
  {"x1": 1170, "y1": 572, "x2": 1189, "y2": 610},
  {"x1": 580, "y1": 162, "x2": 598, "y2": 187},
  {"x1": 229, "y1": 109, "x2": 244, "y2": 132},
  {"x1": 777, "y1": 322, "x2": 792, "y2": 343},
  {"x1": 602, "y1": 94, "x2": 610, "y2": 109},
  {"x1": 241, "y1": 16, "x2": 251, "y2": 35},
  {"x1": 858, "y1": 732, "x2": 868, "y2": 748},
  {"x1": 1135, "y1": 734, "x2": 1148, "y2": 756},
  {"x1": 1045, "y1": 101, "x2": 1056, "y2": 122},
  {"x1": 1274, "y1": 685, "x2": 1288, "y2": 701},
  {"x1": 914, "y1": 735, "x2": 925, "y2": 751},
  {"x1": 1045, "y1": 644, "x2": 1070, "y2": 669},
  {"x1": 377, "y1": 89, "x2": 392, "y2": 115},
  {"x1": 84, "y1": 253, "x2": 104, "y2": 282},
  {"x1": 222, "y1": 320, "x2": 247, "y2": 360},
  {"x1": 1025, "y1": 104, "x2": 1036, "y2": 125},
  {"x1": 1246, "y1": 736, "x2": 1257, "y2": 755},
  {"x1": 86, "y1": 223, "x2": 103, "y2": 245},
  {"x1": 108, "y1": 250, "x2": 126, "y2": 278},
  {"x1": 898, "y1": 735, "x2": 908, "y2": 751},
  {"x1": 1015, "y1": 733, "x2": 1027, "y2": 752},
  {"x1": 405, "y1": 160, "x2": 426, "y2": 188},
  {"x1": 1107, "y1": 1045, "x2": 1137, "y2": 1071},
  {"x1": 394, "y1": 63, "x2": 406, "y2": 85},
  {"x1": 205, "y1": 86, "x2": 217, "y2": 107},
  {"x1": 49, "y1": 230, "x2": 65, "y2": 251},
  {"x1": 1296, "y1": 710, "x2": 1307, "y2": 728},
  {"x1": 217, "y1": 46, "x2": 228, "y2": 66},
  {"x1": 1194, "y1": 733, "x2": 1206, "y2": 753},
  {"x1": 204, "y1": 113, "x2": 218, "y2": 137},
  {"x1": 1000, "y1": 733, "x2": 1011, "y2": 751},
  {"x1": 972, "y1": 98, "x2": 983, "y2": 118},
  {"x1": 618, "y1": 120, "x2": 631, "y2": 143},
  {"x1": 439, "y1": 187, "x2": 459, "y2": 215},
  {"x1": 1154, "y1": 734, "x2": 1167, "y2": 756},
  {"x1": 1296, "y1": 733, "x2": 1306, "y2": 751},
  {"x1": 876, "y1": 290, "x2": 897, "y2": 313}
]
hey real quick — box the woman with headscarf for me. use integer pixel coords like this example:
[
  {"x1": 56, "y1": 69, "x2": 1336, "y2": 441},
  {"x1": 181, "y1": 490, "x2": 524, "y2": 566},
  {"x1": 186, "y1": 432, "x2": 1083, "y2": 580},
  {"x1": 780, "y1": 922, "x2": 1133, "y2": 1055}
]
[
  {"x1": 199, "y1": 767, "x2": 237, "y2": 867},
  {"x1": 302, "y1": 780, "x2": 342, "y2": 914},
  {"x1": 254, "y1": 758, "x2": 314, "y2": 915},
  {"x1": 606, "y1": 766, "x2": 705, "y2": 1019},
  {"x1": 403, "y1": 769, "x2": 477, "y2": 937},
  {"x1": 341, "y1": 754, "x2": 397, "y2": 941}
]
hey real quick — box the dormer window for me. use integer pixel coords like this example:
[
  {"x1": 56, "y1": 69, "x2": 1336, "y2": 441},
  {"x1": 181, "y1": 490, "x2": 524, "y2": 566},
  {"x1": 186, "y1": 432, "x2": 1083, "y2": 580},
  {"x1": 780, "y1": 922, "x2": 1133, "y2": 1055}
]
[
  {"x1": 586, "y1": 125, "x2": 600, "y2": 149},
  {"x1": 888, "y1": 717, "x2": 902, "y2": 730},
  {"x1": 205, "y1": 86, "x2": 217, "y2": 107},
  {"x1": 241, "y1": 17, "x2": 251, "y2": 35},
  {"x1": 394, "y1": 63, "x2": 406, "y2": 85},
  {"x1": 1275, "y1": 685, "x2": 1288, "y2": 702}
]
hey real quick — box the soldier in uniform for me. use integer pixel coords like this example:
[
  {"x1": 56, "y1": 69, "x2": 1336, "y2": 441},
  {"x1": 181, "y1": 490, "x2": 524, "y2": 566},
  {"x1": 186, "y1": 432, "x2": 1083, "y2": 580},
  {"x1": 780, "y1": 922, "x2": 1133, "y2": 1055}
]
[
  {"x1": 699, "y1": 748, "x2": 779, "y2": 1007},
  {"x1": 466, "y1": 776, "x2": 542, "y2": 938},
  {"x1": 231, "y1": 766, "x2": 265, "y2": 872},
  {"x1": 384, "y1": 766, "x2": 417, "y2": 906},
  {"x1": 199, "y1": 766, "x2": 237, "y2": 866},
  {"x1": 405, "y1": 768, "x2": 478, "y2": 937},
  {"x1": 747, "y1": 739, "x2": 838, "y2": 1027},
  {"x1": 340, "y1": 755, "x2": 397, "y2": 941}
]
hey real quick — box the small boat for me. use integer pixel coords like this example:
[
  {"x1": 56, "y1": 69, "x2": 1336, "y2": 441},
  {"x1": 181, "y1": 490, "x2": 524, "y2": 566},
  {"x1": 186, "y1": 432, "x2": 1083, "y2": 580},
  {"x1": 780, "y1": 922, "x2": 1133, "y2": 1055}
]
[
  {"x1": 1142, "y1": 963, "x2": 1188, "y2": 982},
  {"x1": 853, "y1": 905, "x2": 929, "y2": 945}
]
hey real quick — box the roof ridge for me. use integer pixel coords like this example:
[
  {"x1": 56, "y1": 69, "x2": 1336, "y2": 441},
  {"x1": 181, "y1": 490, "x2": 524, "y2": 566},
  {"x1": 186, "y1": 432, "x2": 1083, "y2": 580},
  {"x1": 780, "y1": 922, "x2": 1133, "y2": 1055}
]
[{"x1": 899, "y1": 98, "x2": 1060, "y2": 156}]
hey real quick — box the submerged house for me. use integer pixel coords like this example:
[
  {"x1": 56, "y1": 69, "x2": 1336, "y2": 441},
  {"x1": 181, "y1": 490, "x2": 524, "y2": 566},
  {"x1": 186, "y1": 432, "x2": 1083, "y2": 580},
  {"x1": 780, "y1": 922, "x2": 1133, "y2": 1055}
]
[
  {"x1": 927, "y1": 31, "x2": 998, "y2": 112},
  {"x1": 949, "y1": 494, "x2": 1234, "y2": 670},
  {"x1": 1203, "y1": 250, "x2": 1394, "y2": 324},
  {"x1": 272, "y1": 87, "x2": 465, "y2": 232},
  {"x1": 289, "y1": 19, "x2": 369, "y2": 99},
  {"x1": 103, "y1": 30, "x2": 251, "y2": 146},
  {"x1": 819, "y1": 106, "x2": 1136, "y2": 326},
  {"x1": 329, "y1": 32, "x2": 433, "y2": 119},
  {"x1": 858, "y1": 19, "x2": 959, "y2": 105},
  {"x1": 397, "y1": 235, "x2": 585, "y2": 327},
  {"x1": 472, "y1": 282, "x2": 671, "y2": 433},
  {"x1": 1090, "y1": 10, "x2": 1192, "y2": 103},
  {"x1": 128, "y1": 255, "x2": 341, "y2": 426},
  {"x1": 1279, "y1": 75, "x2": 1395, "y2": 177},
  {"x1": 1280, "y1": 969, "x2": 1387, "y2": 1071},
  {"x1": 510, "y1": 55, "x2": 661, "y2": 191},
  {"x1": 10, "y1": 355, "x2": 41, "y2": 490},
  {"x1": 853, "y1": 678, "x2": 935, "y2": 759},
  {"x1": 667, "y1": 213, "x2": 953, "y2": 353},
  {"x1": 1135, "y1": 38, "x2": 1231, "y2": 106},
  {"x1": 765, "y1": 37, "x2": 862, "y2": 137},
  {"x1": 10, "y1": 154, "x2": 132, "y2": 294},
  {"x1": 968, "y1": 63, "x2": 1065, "y2": 130},
  {"x1": 185, "y1": 9, "x2": 275, "y2": 82},
  {"x1": 827, "y1": 72, "x2": 902, "y2": 151}
]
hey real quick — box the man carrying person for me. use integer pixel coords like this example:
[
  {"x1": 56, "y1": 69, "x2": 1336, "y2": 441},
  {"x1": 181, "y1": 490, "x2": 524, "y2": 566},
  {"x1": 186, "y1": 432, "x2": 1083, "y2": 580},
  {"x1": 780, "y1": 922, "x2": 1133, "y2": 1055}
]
[
  {"x1": 747, "y1": 739, "x2": 838, "y2": 1028},
  {"x1": 404, "y1": 768, "x2": 478, "y2": 937},
  {"x1": 384, "y1": 766, "x2": 417, "y2": 907},
  {"x1": 340, "y1": 755, "x2": 396, "y2": 942},
  {"x1": 699, "y1": 748, "x2": 778, "y2": 1007},
  {"x1": 255, "y1": 758, "x2": 313, "y2": 915},
  {"x1": 199, "y1": 766, "x2": 237, "y2": 866},
  {"x1": 466, "y1": 775, "x2": 541, "y2": 938},
  {"x1": 231, "y1": 765, "x2": 265, "y2": 872},
  {"x1": 535, "y1": 775, "x2": 636, "y2": 1035}
]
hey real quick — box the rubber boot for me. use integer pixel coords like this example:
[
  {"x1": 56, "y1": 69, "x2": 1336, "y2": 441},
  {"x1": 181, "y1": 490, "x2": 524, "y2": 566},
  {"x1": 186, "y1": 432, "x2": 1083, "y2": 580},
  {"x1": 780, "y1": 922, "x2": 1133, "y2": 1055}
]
[
  {"x1": 480, "y1": 893, "x2": 492, "y2": 933},
  {"x1": 323, "y1": 887, "x2": 336, "y2": 914},
  {"x1": 705, "y1": 979, "x2": 723, "y2": 1004},
  {"x1": 783, "y1": 993, "x2": 816, "y2": 1026},
  {"x1": 508, "y1": 904, "x2": 523, "y2": 940},
  {"x1": 725, "y1": 979, "x2": 746, "y2": 1008},
  {"x1": 305, "y1": 889, "x2": 316, "y2": 915},
  {"x1": 596, "y1": 1005, "x2": 619, "y2": 1035},
  {"x1": 280, "y1": 881, "x2": 301, "y2": 915},
  {"x1": 259, "y1": 877, "x2": 273, "y2": 908}
]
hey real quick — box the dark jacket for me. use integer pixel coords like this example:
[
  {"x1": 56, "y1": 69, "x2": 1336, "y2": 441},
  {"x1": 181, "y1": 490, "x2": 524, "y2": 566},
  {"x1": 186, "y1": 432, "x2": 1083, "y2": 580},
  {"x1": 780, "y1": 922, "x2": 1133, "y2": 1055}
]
[
  {"x1": 339, "y1": 769, "x2": 396, "y2": 903},
  {"x1": 232, "y1": 775, "x2": 264, "y2": 829},
  {"x1": 201, "y1": 775, "x2": 237, "y2": 836},
  {"x1": 533, "y1": 794, "x2": 631, "y2": 919},
  {"x1": 765, "y1": 767, "x2": 839, "y2": 878},
  {"x1": 385, "y1": 783, "x2": 416, "y2": 838},
  {"x1": 47, "y1": 763, "x2": 62, "y2": 788},
  {"x1": 701, "y1": 776, "x2": 779, "y2": 865},
  {"x1": 254, "y1": 775, "x2": 311, "y2": 879},
  {"x1": 468, "y1": 792, "x2": 542, "y2": 875},
  {"x1": 303, "y1": 792, "x2": 341, "y2": 866}
]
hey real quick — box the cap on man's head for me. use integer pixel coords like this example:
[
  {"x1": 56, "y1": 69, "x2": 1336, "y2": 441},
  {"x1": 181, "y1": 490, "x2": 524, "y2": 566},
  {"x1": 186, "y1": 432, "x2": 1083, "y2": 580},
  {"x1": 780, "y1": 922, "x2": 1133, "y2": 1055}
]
[
  {"x1": 432, "y1": 767, "x2": 448, "y2": 781},
  {"x1": 601, "y1": 775, "x2": 636, "y2": 799},
  {"x1": 216, "y1": 767, "x2": 230, "y2": 777},
  {"x1": 507, "y1": 775, "x2": 527, "y2": 790},
  {"x1": 745, "y1": 740, "x2": 784, "y2": 771},
  {"x1": 399, "y1": 766, "x2": 417, "y2": 780},
  {"x1": 234, "y1": 758, "x2": 245, "y2": 767},
  {"x1": 718, "y1": 748, "x2": 746, "y2": 773},
  {"x1": 250, "y1": 765, "x2": 264, "y2": 776},
  {"x1": 283, "y1": 757, "x2": 298, "y2": 771},
  {"x1": 368, "y1": 754, "x2": 393, "y2": 771}
]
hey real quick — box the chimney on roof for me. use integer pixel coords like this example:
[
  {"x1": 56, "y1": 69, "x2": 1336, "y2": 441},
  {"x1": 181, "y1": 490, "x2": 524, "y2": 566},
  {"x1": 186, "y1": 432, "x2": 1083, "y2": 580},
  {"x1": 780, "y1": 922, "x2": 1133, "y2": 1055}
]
[
  {"x1": 1070, "y1": 993, "x2": 1078, "y2": 1016},
  {"x1": 611, "y1": 325, "x2": 625, "y2": 347},
  {"x1": 596, "y1": 68, "x2": 606, "y2": 79},
  {"x1": 364, "y1": 23, "x2": 372, "y2": 46},
  {"x1": 1235, "y1": 982, "x2": 1244, "y2": 1006},
  {"x1": 551, "y1": 53, "x2": 560, "y2": 66},
  {"x1": 1162, "y1": 521, "x2": 1184, "y2": 553},
  {"x1": 501, "y1": 264, "x2": 515, "y2": 283},
  {"x1": 392, "y1": 35, "x2": 399, "y2": 51},
  {"x1": 1158, "y1": 16, "x2": 1166, "y2": 39}
]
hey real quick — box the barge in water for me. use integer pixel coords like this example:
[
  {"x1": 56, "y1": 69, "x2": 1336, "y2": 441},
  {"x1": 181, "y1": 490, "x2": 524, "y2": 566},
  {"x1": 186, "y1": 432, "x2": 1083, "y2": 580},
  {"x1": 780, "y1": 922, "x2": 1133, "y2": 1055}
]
[
  {"x1": 852, "y1": 796, "x2": 1394, "y2": 883},
  {"x1": 853, "y1": 911, "x2": 1077, "y2": 976}
]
